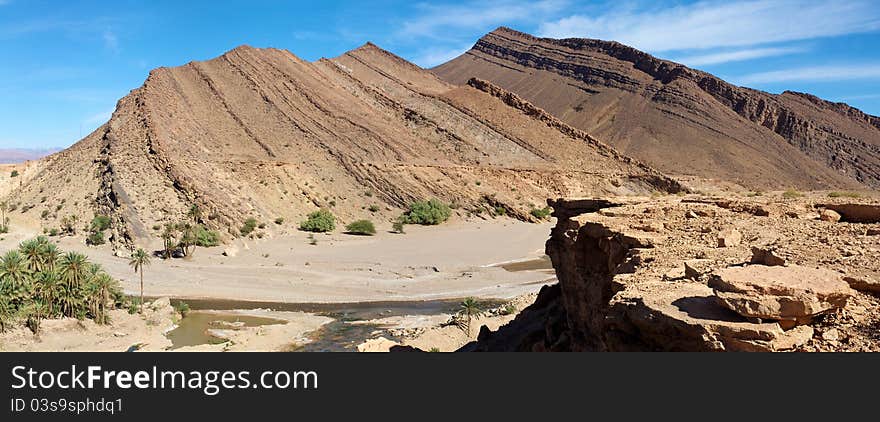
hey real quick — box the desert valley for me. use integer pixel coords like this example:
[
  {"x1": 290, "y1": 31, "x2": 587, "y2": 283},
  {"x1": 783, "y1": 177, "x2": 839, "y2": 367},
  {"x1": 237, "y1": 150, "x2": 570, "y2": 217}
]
[{"x1": 1, "y1": 28, "x2": 879, "y2": 352}]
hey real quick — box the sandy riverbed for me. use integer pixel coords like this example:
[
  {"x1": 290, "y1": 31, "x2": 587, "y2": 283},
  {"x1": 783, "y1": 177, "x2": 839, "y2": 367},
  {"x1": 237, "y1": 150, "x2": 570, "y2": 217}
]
[{"x1": 0, "y1": 218, "x2": 554, "y2": 303}]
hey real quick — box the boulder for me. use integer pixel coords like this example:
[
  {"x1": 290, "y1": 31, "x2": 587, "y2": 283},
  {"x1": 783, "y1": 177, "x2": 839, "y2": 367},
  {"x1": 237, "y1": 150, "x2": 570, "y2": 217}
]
[
  {"x1": 867, "y1": 228, "x2": 880, "y2": 236},
  {"x1": 684, "y1": 259, "x2": 713, "y2": 280},
  {"x1": 357, "y1": 337, "x2": 400, "y2": 352},
  {"x1": 222, "y1": 246, "x2": 239, "y2": 257},
  {"x1": 819, "y1": 209, "x2": 841, "y2": 222},
  {"x1": 843, "y1": 274, "x2": 880, "y2": 294},
  {"x1": 820, "y1": 203, "x2": 880, "y2": 223},
  {"x1": 717, "y1": 228, "x2": 742, "y2": 247},
  {"x1": 709, "y1": 265, "x2": 854, "y2": 328},
  {"x1": 750, "y1": 246, "x2": 786, "y2": 266},
  {"x1": 606, "y1": 282, "x2": 813, "y2": 351}
]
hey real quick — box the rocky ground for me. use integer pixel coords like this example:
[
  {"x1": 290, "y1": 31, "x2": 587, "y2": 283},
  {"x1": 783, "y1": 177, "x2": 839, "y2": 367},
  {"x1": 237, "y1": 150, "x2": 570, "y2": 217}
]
[{"x1": 465, "y1": 190, "x2": 880, "y2": 352}]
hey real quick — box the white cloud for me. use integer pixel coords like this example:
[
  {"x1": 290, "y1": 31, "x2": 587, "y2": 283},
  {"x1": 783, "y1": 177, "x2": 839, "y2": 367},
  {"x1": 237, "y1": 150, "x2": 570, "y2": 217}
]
[
  {"x1": 673, "y1": 46, "x2": 806, "y2": 66},
  {"x1": 399, "y1": 0, "x2": 568, "y2": 40},
  {"x1": 103, "y1": 30, "x2": 119, "y2": 52},
  {"x1": 733, "y1": 64, "x2": 880, "y2": 85},
  {"x1": 538, "y1": 0, "x2": 880, "y2": 52},
  {"x1": 410, "y1": 45, "x2": 471, "y2": 68}
]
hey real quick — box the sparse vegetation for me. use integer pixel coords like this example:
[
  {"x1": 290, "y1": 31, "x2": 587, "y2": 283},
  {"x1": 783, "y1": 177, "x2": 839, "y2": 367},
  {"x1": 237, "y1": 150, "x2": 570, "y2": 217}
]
[
  {"x1": 345, "y1": 219, "x2": 376, "y2": 235},
  {"x1": 401, "y1": 199, "x2": 451, "y2": 225},
  {"x1": 368, "y1": 204, "x2": 380, "y2": 213},
  {"x1": 782, "y1": 189, "x2": 804, "y2": 199},
  {"x1": 0, "y1": 238, "x2": 124, "y2": 333},
  {"x1": 86, "y1": 231, "x2": 105, "y2": 246},
  {"x1": 194, "y1": 226, "x2": 220, "y2": 247},
  {"x1": 274, "y1": 217, "x2": 285, "y2": 225},
  {"x1": 240, "y1": 218, "x2": 258, "y2": 236},
  {"x1": 300, "y1": 209, "x2": 336, "y2": 233},
  {"x1": 173, "y1": 301, "x2": 190, "y2": 317},
  {"x1": 494, "y1": 206, "x2": 506, "y2": 216},
  {"x1": 128, "y1": 248, "x2": 151, "y2": 314},
  {"x1": 457, "y1": 297, "x2": 485, "y2": 336},
  {"x1": 90, "y1": 215, "x2": 111, "y2": 232},
  {"x1": 10, "y1": 170, "x2": 19, "y2": 178},
  {"x1": 392, "y1": 218, "x2": 406, "y2": 234},
  {"x1": 499, "y1": 303, "x2": 517, "y2": 316},
  {"x1": 530, "y1": 206, "x2": 552, "y2": 220}
]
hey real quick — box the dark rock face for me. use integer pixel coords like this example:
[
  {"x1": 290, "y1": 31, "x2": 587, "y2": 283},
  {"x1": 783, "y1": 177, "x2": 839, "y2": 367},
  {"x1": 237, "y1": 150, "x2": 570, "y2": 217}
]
[{"x1": 435, "y1": 27, "x2": 878, "y2": 189}]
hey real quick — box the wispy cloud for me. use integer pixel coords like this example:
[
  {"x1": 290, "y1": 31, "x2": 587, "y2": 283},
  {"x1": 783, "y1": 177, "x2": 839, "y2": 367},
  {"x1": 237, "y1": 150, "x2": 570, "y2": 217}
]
[
  {"x1": 411, "y1": 45, "x2": 471, "y2": 68},
  {"x1": 400, "y1": 0, "x2": 567, "y2": 40},
  {"x1": 733, "y1": 64, "x2": 880, "y2": 85},
  {"x1": 673, "y1": 46, "x2": 807, "y2": 66},
  {"x1": 538, "y1": 0, "x2": 880, "y2": 52},
  {"x1": 103, "y1": 30, "x2": 119, "y2": 52}
]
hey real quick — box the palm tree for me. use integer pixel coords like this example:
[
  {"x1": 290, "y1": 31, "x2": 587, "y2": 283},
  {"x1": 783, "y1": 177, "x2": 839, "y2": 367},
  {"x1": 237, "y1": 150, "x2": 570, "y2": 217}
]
[
  {"x1": 161, "y1": 224, "x2": 177, "y2": 259},
  {"x1": 0, "y1": 296, "x2": 13, "y2": 333},
  {"x1": 178, "y1": 222, "x2": 196, "y2": 257},
  {"x1": 458, "y1": 297, "x2": 485, "y2": 336},
  {"x1": 33, "y1": 270, "x2": 60, "y2": 318},
  {"x1": 85, "y1": 272, "x2": 116, "y2": 324},
  {"x1": 0, "y1": 250, "x2": 33, "y2": 307},
  {"x1": 19, "y1": 238, "x2": 44, "y2": 272},
  {"x1": 57, "y1": 252, "x2": 89, "y2": 289},
  {"x1": 129, "y1": 248, "x2": 150, "y2": 314},
  {"x1": 188, "y1": 204, "x2": 202, "y2": 224}
]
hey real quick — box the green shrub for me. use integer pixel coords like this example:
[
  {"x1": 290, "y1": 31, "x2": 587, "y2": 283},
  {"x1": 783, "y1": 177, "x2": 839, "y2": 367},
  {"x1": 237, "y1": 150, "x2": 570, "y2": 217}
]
[
  {"x1": 345, "y1": 219, "x2": 376, "y2": 235},
  {"x1": 40, "y1": 210, "x2": 49, "y2": 219},
  {"x1": 494, "y1": 206, "x2": 506, "y2": 216},
  {"x1": 300, "y1": 209, "x2": 336, "y2": 232},
  {"x1": 90, "y1": 215, "x2": 111, "y2": 231},
  {"x1": 195, "y1": 226, "x2": 220, "y2": 247},
  {"x1": 174, "y1": 301, "x2": 190, "y2": 316},
  {"x1": 48, "y1": 228, "x2": 59, "y2": 237},
  {"x1": 274, "y1": 217, "x2": 285, "y2": 225},
  {"x1": 240, "y1": 218, "x2": 258, "y2": 236},
  {"x1": 401, "y1": 199, "x2": 451, "y2": 225},
  {"x1": 87, "y1": 231, "x2": 105, "y2": 246},
  {"x1": 782, "y1": 190, "x2": 803, "y2": 199},
  {"x1": 530, "y1": 206, "x2": 552, "y2": 220},
  {"x1": 10, "y1": 170, "x2": 19, "y2": 177},
  {"x1": 392, "y1": 219, "x2": 405, "y2": 234},
  {"x1": 368, "y1": 205, "x2": 380, "y2": 213}
]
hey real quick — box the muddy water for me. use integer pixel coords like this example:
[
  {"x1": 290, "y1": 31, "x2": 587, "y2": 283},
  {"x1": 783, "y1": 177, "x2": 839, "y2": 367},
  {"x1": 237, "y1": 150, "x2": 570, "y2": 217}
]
[
  {"x1": 165, "y1": 298, "x2": 504, "y2": 351},
  {"x1": 165, "y1": 312, "x2": 286, "y2": 349},
  {"x1": 498, "y1": 255, "x2": 554, "y2": 273}
]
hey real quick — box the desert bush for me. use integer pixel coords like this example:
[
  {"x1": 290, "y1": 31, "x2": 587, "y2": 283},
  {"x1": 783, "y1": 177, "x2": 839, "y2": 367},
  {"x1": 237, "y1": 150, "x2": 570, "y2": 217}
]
[
  {"x1": 48, "y1": 228, "x2": 59, "y2": 237},
  {"x1": 392, "y1": 218, "x2": 405, "y2": 234},
  {"x1": 494, "y1": 206, "x2": 506, "y2": 216},
  {"x1": 345, "y1": 219, "x2": 376, "y2": 235},
  {"x1": 274, "y1": 217, "x2": 285, "y2": 225},
  {"x1": 86, "y1": 231, "x2": 105, "y2": 246},
  {"x1": 368, "y1": 205, "x2": 380, "y2": 213},
  {"x1": 195, "y1": 226, "x2": 220, "y2": 247},
  {"x1": 401, "y1": 199, "x2": 451, "y2": 225},
  {"x1": 300, "y1": 209, "x2": 336, "y2": 233},
  {"x1": 530, "y1": 206, "x2": 552, "y2": 220},
  {"x1": 240, "y1": 218, "x2": 258, "y2": 236},
  {"x1": 90, "y1": 215, "x2": 111, "y2": 232},
  {"x1": 10, "y1": 170, "x2": 18, "y2": 177},
  {"x1": 782, "y1": 190, "x2": 803, "y2": 199}
]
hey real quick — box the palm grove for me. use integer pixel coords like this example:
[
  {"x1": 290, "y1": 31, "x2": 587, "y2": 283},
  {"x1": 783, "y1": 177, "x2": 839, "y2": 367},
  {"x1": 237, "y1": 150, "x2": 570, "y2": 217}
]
[{"x1": 0, "y1": 236, "x2": 126, "y2": 334}]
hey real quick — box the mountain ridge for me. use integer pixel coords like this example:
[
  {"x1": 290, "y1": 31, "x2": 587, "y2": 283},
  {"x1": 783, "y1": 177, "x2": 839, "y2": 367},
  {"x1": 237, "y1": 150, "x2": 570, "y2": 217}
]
[{"x1": 434, "y1": 27, "x2": 879, "y2": 189}]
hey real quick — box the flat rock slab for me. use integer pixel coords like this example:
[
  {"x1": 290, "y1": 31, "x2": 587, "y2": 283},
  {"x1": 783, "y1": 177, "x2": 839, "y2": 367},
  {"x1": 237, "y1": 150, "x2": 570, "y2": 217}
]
[
  {"x1": 709, "y1": 265, "x2": 853, "y2": 326},
  {"x1": 608, "y1": 282, "x2": 813, "y2": 352},
  {"x1": 820, "y1": 203, "x2": 880, "y2": 223}
]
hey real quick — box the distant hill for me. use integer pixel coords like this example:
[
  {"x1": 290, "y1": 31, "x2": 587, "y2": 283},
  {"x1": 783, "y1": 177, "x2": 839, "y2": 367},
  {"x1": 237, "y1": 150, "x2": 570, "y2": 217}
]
[
  {"x1": 434, "y1": 27, "x2": 879, "y2": 190},
  {"x1": 2, "y1": 43, "x2": 679, "y2": 246},
  {"x1": 0, "y1": 148, "x2": 59, "y2": 164}
]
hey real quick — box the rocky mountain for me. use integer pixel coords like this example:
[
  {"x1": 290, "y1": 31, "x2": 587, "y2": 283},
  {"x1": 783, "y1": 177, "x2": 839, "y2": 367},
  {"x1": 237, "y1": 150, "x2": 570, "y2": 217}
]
[
  {"x1": 2, "y1": 43, "x2": 679, "y2": 245},
  {"x1": 434, "y1": 27, "x2": 880, "y2": 190}
]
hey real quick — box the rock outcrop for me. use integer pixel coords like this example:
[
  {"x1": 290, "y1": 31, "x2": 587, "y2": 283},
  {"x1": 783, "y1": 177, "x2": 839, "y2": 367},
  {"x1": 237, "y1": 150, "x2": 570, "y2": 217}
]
[
  {"x1": 434, "y1": 27, "x2": 877, "y2": 190},
  {"x1": 461, "y1": 192, "x2": 880, "y2": 352}
]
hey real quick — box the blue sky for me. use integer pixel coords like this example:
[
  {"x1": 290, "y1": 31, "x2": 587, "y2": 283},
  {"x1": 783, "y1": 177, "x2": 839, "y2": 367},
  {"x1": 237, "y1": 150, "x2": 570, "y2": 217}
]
[{"x1": 2, "y1": 0, "x2": 880, "y2": 149}]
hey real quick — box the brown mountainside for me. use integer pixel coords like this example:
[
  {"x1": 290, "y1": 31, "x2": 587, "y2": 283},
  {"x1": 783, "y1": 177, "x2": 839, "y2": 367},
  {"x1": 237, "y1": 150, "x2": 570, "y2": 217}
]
[
  {"x1": 3, "y1": 43, "x2": 679, "y2": 246},
  {"x1": 434, "y1": 27, "x2": 880, "y2": 190}
]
